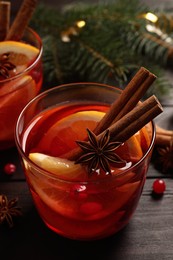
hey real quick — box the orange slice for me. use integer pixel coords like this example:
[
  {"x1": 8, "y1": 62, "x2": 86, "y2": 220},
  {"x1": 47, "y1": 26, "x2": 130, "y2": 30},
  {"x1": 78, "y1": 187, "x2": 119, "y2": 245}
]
[
  {"x1": 138, "y1": 125, "x2": 151, "y2": 149},
  {"x1": 29, "y1": 152, "x2": 86, "y2": 181},
  {"x1": 0, "y1": 41, "x2": 39, "y2": 77},
  {"x1": 0, "y1": 75, "x2": 36, "y2": 141},
  {"x1": 111, "y1": 180, "x2": 141, "y2": 211},
  {"x1": 26, "y1": 153, "x2": 86, "y2": 219},
  {"x1": 27, "y1": 165, "x2": 140, "y2": 221},
  {"x1": 37, "y1": 109, "x2": 144, "y2": 162},
  {"x1": 37, "y1": 111, "x2": 105, "y2": 156},
  {"x1": 27, "y1": 150, "x2": 141, "y2": 220},
  {"x1": 116, "y1": 133, "x2": 143, "y2": 163},
  {"x1": 87, "y1": 180, "x2": 141, "y2": 220}
]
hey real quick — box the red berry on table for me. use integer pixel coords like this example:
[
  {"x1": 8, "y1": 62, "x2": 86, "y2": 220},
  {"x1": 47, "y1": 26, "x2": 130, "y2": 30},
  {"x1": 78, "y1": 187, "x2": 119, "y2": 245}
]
[
  {"x1": 152, "y1": 179, "x2": 166, "y2": 194},
  {"x1": 4, "y1": 163, "x2": 16, "y2": 175}
]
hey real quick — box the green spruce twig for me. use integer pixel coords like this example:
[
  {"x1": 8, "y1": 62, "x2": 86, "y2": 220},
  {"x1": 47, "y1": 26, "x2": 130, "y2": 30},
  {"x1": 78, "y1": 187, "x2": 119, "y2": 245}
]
[{"x1": 30, "y1": 0, "x2": 173, "y2": 100}]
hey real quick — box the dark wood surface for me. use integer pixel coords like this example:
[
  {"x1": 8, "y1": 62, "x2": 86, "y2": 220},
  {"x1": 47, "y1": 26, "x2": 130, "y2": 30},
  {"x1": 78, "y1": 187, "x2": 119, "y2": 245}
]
[{"x1": 1, "y1": 1, "x2": 173, "y2": 259}]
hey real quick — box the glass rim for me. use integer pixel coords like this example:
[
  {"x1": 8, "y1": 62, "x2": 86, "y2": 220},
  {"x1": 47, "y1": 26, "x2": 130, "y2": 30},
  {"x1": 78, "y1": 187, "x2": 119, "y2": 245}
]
[
  {"x1": 0, "y1": 26, "x2": 43, "y2": 84},
  {"x1": 15, "y1": 82, "x2": 156, "y2": 184}
]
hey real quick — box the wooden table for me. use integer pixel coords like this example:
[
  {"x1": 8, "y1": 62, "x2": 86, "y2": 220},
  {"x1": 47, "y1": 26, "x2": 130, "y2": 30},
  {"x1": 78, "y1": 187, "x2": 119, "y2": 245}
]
[{"x1": 1, "y1": 1, "x2": 173, "y2": 259}]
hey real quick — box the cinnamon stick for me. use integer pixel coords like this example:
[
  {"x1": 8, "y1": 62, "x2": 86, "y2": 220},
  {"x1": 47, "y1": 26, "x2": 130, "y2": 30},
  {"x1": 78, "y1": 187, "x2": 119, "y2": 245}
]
[
  {"x1": 155, "y1": 125, "x2": 173, "y2": 146},
  {"x1": 0, "y1": 1, "x2": 10, "y2": 40},
  {"x1": 109, "y1": 96, "x2": 162, "y2": 142},
  {"x1": 61, "y1": 67, "x2": 161, "y2": 162},
  {"x1": 94, "y1": 67, "x2": 156, "y2": 135},
  {"x1": 65, "y1": 95, "x2": 163, "y2": 161},
  {"x1": 5, "y1": 0, "x2": 38, "y2": 41}
]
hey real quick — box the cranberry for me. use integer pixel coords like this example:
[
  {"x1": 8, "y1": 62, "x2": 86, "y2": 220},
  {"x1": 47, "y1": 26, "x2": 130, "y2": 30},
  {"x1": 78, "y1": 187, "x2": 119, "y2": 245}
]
[
  {"x1": 4, "y1": 163, "x2": 16, "y2": 175},
  {"x1": 152, "y1": 179, "x2": 166, "y2": 194}
]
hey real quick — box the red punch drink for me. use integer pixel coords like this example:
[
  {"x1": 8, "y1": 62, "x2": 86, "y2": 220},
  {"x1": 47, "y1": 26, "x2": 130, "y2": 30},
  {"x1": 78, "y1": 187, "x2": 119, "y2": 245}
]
[
  {"x1": 15, "y1": 82, "x2": 156, "y2": 240},
  {"x1": 0, "y1": 27, "x2": 43, "y2": 149}
]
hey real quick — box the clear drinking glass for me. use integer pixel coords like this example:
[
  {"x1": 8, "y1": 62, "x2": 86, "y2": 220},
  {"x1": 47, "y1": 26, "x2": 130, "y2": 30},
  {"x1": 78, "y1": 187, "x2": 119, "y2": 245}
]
[
  {"x1": 15, "y1": 83, "x2": 155, "y2": 240},
  {"x1": 0, "y1": 27, "x2": 43, "y2": 149}
]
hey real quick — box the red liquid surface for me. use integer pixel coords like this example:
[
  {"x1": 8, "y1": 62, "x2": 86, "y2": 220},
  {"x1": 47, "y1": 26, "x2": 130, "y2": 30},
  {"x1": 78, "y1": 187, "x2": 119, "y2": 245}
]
[
  {"x1": 22, "y1": 102, "x2": 152, "y2": 240},
  {"x1": 0, "y1": 57, "x2": 42, "y2": 149}
]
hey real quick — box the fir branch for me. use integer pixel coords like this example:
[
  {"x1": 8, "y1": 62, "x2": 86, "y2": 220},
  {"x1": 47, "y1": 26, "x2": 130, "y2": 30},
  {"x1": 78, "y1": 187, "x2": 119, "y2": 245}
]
[
  {"x1": 156, "y1": 13, "x2": 173, "y2": 34},
  {"x1": 143, "y1": 32, "x2": 172, "y2": 63},
  {"x1": 42, "y1": 35, "x2": 64, "y2": 85},
  {"x1": 30, "y1": 0, "x2": 173, "y2": 99}
]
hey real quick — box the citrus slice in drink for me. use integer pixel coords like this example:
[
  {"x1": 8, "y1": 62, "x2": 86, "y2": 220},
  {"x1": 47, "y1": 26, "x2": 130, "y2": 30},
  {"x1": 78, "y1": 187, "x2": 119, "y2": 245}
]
[
  {"x1": 37, "y1": 111, "x2": 105, "y2": 156},
  {"x1": 137, "y1": 125, "x2": 151, "y2": 150},
  {"x1": 26, "y1": 153, "x2": 87, "y2": 219},
  {"x1": 0, "y1": 41, "x2": 39, "y2": 78},
  {"x1": 28, "y1": 158, "x2": 140, "y2": 221},
  {"x1": 0, "y1": 75, "x2": 36, "y2": 142},
  {"x1": 28, "y1": 151, "x2": 140, "y2": 220},
  {"x1": 29, "y1": 152, "x2": 86, "y2": 181},
  {"x1": 110, "y1": 132, "x2": 143, "y2": 165},
  {"x1": 37, "y1": 110, "x2": 143, "y2": 162},
  {"x1": 80, "y1": 180, "x2": 140, "y2": 220}
]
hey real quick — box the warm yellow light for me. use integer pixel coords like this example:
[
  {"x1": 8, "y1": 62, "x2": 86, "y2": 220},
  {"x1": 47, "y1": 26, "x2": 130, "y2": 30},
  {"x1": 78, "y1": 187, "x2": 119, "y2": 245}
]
[
  {"x1": 76, "y1": 20, "x2": 86, "y2": 28},
  {"x1": 145, "y1": 12, "x2": 158, "y2": 23}
]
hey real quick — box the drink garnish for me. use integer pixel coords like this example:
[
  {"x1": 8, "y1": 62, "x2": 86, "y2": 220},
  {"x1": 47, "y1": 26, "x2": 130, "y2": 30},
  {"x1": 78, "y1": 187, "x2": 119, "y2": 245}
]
[
  {"x1": 0, "y1": 53, "x2": 15, "y2": 79},
  {"x1": 0, "y1": 194, "x2": 22, "y2": 228},
  {"x1": 62, "y1": 67, "x2": 163, "y2": 175},
  {"x1": 156, "y1": 140, "x2": 173, "y2": 173},
  {"x1": 0, "y1": 41, "x2": 39, "y2": 80},
  {"x1": 0, "y1": 0, "x2": 38, "y2": 41},
  {"x1": 29, "y1": 152, "x2": 86, "y2": 180},
  {"x1": 0, "y1": 0, "x2": 39, "y2": 80},
  {"x1": 0, "y1": 2, "x2": 10, "y2": 41},
  {"x1": 5, "y1": 0, "x2": 38, "y2": 41},
  {"x1": 75, "y1": 129, "x2": 126, "y2": 175}
]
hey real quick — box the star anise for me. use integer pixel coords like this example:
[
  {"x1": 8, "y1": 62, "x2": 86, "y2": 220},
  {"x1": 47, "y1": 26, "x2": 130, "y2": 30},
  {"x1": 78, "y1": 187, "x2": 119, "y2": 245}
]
[
  {"x1": 75, "y1": 129, "x2": 126, "y2": 175},
  {"x1": 0, "y1": 194, "x2": 22, "y2": 228},
  {"x1": 0, "y1": 53, "x2": 16, "y2": 79},
  {"x1": 157, "y1": 140, "x2": 173, "y2": 173}
]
